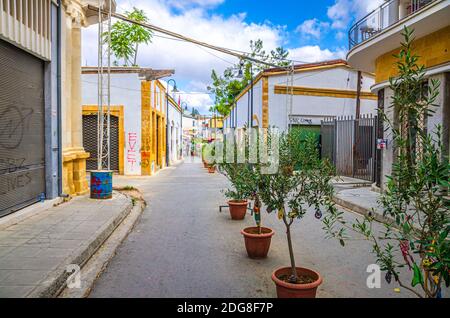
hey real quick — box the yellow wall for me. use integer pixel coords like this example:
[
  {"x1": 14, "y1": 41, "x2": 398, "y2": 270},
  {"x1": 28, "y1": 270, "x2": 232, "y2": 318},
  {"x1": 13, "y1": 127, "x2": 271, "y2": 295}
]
[
  {"x1": 262, "y1": 76, "x2": 269, "y2": 128},
  {"x1": 375, "y1": 25, "x2": 450, "y2": 83},
  {"x1": 140, "y1": 80, "x2": 166, "y2": 175},
  {"x1": 274, "y1": 85, "x2": 377, "y2": 100},
  {"x1": 209, "y1": 117, "x2": 224, "y2": 128}
]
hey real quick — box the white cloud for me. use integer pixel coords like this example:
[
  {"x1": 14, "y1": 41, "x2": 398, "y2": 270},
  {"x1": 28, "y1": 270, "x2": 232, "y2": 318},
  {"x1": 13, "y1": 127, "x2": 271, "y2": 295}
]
[
  {"x1": 296, "y1": 19, "x2": 330, "y2": 39},
  {"x1": 288, "y1": 46, "x2": 346, "y2": 63},
  {"x1": 81, "y1": 0, "x2": 348, "y2": 114},
  {"x1": 327, "y1": 0, "x2": 385, "y2": 30}
]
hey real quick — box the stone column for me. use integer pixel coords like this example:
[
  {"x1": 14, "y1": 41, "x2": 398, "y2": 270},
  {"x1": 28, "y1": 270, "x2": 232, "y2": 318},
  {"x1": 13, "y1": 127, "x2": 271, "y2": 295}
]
[
  {"x1": 62, "y1": 2, "x2": 89, "y2": 196},
  {"x1": 71, "y1": 18, "x2": 83, "y2": 151},
  {"x1": 71, "y1": 14, "x2": 89, "y2": 195},
  {"x1": 381, "y1": 87, "x2": 395, "y2": 191}
]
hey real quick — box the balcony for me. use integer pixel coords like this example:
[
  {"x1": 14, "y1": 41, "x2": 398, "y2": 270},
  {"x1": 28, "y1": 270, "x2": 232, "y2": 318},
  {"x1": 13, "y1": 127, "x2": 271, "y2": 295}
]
[{"x1": 349, "y1": 0, "x2": 436, "y2": 49}]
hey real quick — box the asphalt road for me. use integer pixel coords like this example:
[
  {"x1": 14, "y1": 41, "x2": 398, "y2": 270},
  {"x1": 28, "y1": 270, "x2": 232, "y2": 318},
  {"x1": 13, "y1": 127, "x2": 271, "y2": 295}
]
[{"x1": 89, "y1": 160, "x2": 419, "y2": 298}]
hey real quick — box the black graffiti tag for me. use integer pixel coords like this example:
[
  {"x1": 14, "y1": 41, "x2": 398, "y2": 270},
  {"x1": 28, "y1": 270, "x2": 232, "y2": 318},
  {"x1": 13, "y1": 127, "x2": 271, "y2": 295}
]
[{"x1": 0, "y1": 106, "x2": 34, "y2": 149}]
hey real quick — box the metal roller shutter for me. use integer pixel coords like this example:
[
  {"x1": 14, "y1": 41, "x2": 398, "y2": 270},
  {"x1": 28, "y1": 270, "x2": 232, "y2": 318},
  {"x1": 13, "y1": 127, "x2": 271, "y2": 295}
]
[
  {"x1": 0, "y1": 39, "x2": 46, "y2": 217},
  {"x1": 82, "y1": 114, "x2": 119, "y2": 172}
]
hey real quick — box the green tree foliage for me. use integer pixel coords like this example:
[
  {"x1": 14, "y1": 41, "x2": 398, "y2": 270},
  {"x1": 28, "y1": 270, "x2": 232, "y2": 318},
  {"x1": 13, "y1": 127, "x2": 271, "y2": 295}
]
[
  {"x1": 220, "y1": 128, "x2": 335, "y2": 282},
  {"x1": 104, "y1": 7, "x2": 152, "y2": 66},
  {"x1": 207, "y1": 40, "x2": 289, "y2": 117},
  {"x1": 256, "y1": 130, "x2": 336, "y2": 283},
  {"x1": 324, "y1": 27, "x2": 450, "y2": 298}
]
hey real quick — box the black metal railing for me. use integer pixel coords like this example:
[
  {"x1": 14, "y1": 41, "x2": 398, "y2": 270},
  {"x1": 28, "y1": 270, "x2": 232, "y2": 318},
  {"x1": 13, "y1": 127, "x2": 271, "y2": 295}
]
[
  {"x1": 321, "y1": 115, "x2": 378, "y2": 182},
  {"x1": 349, "y1": 0, "x2": 436, "y2": 49}
]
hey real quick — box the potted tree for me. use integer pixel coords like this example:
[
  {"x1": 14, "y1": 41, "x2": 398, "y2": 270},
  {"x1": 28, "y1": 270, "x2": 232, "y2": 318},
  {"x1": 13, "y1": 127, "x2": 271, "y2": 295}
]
[
  {"x1": 219, "y1": 162, "x2": 253, "y2": 220},
  {"x1": 201, "y1": 143, "x2": 209, "y2": 168},
  {"x1": 218, "y1": 131, "x2": 275, "y2": 256},
  {"x1": 241, "y1": 193, "x2": 275, "y2": 258},
  {"x1": 203, "y1": 142, "x2": 217, "y2": 173},
  {"x1": 324, "y1": 28, "x2": 449, "y2": 298},
  {"x1": 255, "y1": 129, "x2": 336, "y2": 298}
]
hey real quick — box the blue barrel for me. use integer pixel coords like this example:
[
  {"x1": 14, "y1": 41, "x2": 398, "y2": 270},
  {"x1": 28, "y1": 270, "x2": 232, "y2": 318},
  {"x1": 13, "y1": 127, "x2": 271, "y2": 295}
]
[{"x1": 90, "y1": 170, "x2": 113, "y2": 199}]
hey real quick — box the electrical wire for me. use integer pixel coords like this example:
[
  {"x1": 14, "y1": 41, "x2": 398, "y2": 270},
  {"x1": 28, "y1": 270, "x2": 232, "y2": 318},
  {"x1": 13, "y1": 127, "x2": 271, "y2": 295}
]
[{"x1": 152, "y1": 31, "x2": 310, "y2": 65}]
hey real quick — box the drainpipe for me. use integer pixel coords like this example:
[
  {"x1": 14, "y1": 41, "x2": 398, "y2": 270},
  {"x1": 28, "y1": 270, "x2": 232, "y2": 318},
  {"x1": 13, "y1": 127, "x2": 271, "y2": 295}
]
[
  {"x1": 250, "y1": 63, "x2": 254, "y2": 127},
  {"x1": 166, "y1": 92, "x2": 169, "y2": 167},
  {"x1": 57, "y1": 0, "x2": 63, "y2": 196},
  {"x1": 180, "y1": 105, "x2": 183, "y2": 160}
]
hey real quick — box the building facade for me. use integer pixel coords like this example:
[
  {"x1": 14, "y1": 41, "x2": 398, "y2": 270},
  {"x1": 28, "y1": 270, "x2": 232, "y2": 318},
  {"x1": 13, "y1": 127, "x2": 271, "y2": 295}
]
[
  {"x1": 167, "y1": 95, "x2": 183, "y2": 165},
  {"x1": 347, "y1": 0, "x2": 450, "y2": 189},
  {"x1": 223, "y1": 60, "x2": 378, "y2": 135},
  {"x1": 0, "y1": 0, "x2": 114, "y2": 217},
  {"x1": 82, "y1": 68, "x2": 181, "y2": 175}
]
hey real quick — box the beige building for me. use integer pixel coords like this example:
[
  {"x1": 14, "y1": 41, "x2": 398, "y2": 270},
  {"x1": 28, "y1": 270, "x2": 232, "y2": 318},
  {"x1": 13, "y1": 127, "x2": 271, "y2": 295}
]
[
  {"x1": 61, "y1": 1, "x2": 116, "y2": 196},
  {"x1": 347, "y1": 0, "x2": 449, "y2": 189}
]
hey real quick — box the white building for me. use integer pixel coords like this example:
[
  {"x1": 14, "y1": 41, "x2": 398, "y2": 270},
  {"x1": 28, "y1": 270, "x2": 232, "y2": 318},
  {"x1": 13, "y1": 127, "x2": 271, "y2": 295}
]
[
  {"x1": 224, "y1": 59, "x2": 378, "y2": 133},
  {"x1": 167, "y1": 94, "x2": 183, "y2": 165},
  {"x1": 81, "y1": 67, "x2": 182, "y2": 176}
]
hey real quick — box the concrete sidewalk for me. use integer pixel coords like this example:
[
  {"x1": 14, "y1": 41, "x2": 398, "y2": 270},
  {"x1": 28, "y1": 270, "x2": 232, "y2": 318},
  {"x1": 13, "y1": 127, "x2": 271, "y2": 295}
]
[
  {"x1": 0, "y1": 191, "x2": 134, "y2": 298},
  {"x1": 332, "y1": 185, "x2": 395, "y2": 225}
]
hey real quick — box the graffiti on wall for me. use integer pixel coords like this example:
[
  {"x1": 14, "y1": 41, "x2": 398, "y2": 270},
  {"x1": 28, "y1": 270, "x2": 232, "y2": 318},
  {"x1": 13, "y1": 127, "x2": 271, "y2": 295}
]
[
  {"x1": 0, "y1": 106, "x2": 34, "y2": 197},
  {"x1": 127, "y1": 132, "x2": 138, "y2": 170}
]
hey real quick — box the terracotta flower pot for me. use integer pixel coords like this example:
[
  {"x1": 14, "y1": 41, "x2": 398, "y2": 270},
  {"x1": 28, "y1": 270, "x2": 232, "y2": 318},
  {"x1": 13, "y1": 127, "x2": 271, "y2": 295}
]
[
  {"x1": 203, "y1": 161, "x2": 208, "y2": 168},
  {"x1": 272, "y1": 267, "x2": 323, "y2": 298},
  {"x1": 241, "y1": 227, "x2": 274, "y2": 259},
  {"x1": 227, "y1": 200, "x2": 247, "y2": 220},
  {"x1": 207, "y1": 166, "x2": 216, "y2": 173}
]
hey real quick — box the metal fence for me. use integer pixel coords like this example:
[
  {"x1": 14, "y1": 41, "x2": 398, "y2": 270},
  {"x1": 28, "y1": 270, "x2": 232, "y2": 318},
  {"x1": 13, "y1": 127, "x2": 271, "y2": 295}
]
[{"x1": 321, "y1": 115, "x2": 378, "y2": 182}]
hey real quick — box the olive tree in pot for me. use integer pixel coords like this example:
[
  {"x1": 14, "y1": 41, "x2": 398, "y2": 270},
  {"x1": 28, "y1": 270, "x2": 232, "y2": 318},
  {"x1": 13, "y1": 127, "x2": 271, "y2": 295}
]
[
  {"x1": 241, "y1": 193, "x2": 275, "y2": 259},
  {"x1": 203, "y1": 142, "x2": 217, "y2": 173},
  {"x1": 255, "y1": 129, "x2": 336, "y2": 298},
  {"x1": 219, "y1": 162, "x2": 254, "y2": 220},
  {"x1": 324, "y1": 28, "x2": 449, "y2": 298},
  {"x1": 201, "y1": 143, "x2": 208, "y2": 168}
]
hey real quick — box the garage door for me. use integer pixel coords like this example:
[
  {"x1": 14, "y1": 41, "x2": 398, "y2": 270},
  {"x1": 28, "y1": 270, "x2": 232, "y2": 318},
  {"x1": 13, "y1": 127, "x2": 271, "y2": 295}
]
[{"x1": 0, "y1": 39, "x2": 46, "y2": 217}]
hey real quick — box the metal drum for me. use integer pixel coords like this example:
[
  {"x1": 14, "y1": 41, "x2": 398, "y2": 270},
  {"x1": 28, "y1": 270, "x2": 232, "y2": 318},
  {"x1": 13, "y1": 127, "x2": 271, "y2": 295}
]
[{"x1": 90, "y1": 171, "x2": 113, "y2": 199}]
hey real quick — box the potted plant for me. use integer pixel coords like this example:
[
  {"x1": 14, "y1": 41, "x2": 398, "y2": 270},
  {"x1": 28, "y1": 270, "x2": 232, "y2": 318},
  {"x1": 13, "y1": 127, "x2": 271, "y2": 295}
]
[
  {"x1": 219, "y1": 162, "x2": 253, "y2": 220},
  {"x1": 241, "y1": 194, "x2": 274, "y2": 258},
  {"x1": 201, "y1": 143, "x2": 207, "y2": 167},
  {"x1": 204, "y1": 143, "x2": 217, "y2": 173},
  {"x1": 254, "y1": 129, "x2": 336, "y2": 298},
  {"x1": 324, "y1": 28, "x2": 450, "y2": 298},
  {"x1": 218, "y1": 130, "x2": 275, "y2": 256}
]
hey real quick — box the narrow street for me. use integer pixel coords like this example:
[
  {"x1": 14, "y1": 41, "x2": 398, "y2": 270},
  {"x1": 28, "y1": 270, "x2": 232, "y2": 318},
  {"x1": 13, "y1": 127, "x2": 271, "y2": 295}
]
[{"x1": 89, "y1": 161, "x2": 411, "y2": 298}]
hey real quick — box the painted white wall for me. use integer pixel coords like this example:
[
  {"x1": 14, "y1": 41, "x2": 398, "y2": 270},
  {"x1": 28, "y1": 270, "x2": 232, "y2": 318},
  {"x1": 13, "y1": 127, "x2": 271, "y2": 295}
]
[
  {"x1": 225, "y1": 66, "x2": 378, "y2": 131},
  {"x1": 82, "y1": 73, "x2": 142, "y2": 175},
  {"x1": 168, "y1": 102, "x2": 182, "y2": 164}
]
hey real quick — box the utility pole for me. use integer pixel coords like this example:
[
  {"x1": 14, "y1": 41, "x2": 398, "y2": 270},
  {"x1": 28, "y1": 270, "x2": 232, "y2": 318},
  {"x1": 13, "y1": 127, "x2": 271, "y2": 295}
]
[
  {"x1": 355, "y1": 70, "x2": 362, "y2": 119},
  {"x1": 353, "y1": 70, "x2": 362, "y2": 177}
]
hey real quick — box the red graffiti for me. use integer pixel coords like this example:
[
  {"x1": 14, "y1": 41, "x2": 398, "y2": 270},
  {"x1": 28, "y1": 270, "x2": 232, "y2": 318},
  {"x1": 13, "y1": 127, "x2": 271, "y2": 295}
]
[{"x1": 127, "y1": 132, "x2": 138, "y2": 168}]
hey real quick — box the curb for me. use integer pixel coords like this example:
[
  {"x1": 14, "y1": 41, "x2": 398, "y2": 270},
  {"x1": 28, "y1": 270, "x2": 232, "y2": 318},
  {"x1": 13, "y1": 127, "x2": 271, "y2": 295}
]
[
  {"x1": 332, "y1": 195, "x2": 394, "y2": 225},
  {"x1": 26, "y1": 193, "x2": 134, "y2": 298},
  {"x1": 58, "y1": 198, "x2": 145, "y2": 298}
]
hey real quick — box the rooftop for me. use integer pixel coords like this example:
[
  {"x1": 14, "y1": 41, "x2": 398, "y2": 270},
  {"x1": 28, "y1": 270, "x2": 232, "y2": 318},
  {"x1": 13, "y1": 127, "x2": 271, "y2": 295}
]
[{"x1": 81, "y1": 67, "x2": 175, "y2": 80}]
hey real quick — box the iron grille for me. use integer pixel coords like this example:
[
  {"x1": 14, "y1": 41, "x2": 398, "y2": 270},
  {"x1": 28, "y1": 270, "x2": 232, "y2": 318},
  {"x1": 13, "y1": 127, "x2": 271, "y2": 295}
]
[
  {"x1": 83, "y1": 114, "x2": 119, "y2": 171},
  {"x1": 321, "y1": 115, "x2": 378, "y2": 182}
]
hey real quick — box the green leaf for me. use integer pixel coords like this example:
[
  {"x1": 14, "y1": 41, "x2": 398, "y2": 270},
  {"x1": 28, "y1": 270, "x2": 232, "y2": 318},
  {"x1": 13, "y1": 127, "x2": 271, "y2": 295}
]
[{"x1": 411, "y1": 263, "x2": 424, "y2": 287}]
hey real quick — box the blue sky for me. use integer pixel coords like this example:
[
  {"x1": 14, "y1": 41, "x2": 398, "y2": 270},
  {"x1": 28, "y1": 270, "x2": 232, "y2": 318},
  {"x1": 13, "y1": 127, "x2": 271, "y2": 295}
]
[
  {"x1": 82, "y1": 0, "x2": 383, "y2": 113},
  {"x1": 213, "y1": 0, "x2": 343, "y2": 49}
]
